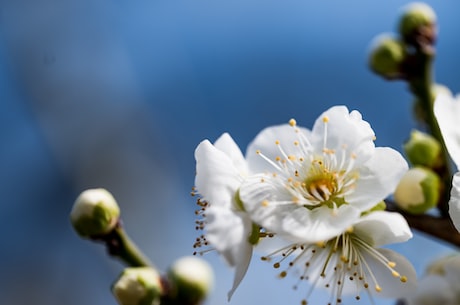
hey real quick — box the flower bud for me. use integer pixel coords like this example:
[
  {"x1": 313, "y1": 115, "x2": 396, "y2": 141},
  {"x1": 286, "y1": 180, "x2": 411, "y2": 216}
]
[
  {"x1": 167, "y1": 256, "x2": 213, "y2": 304},
  {"x1": 70, "y1": 188, "x2": 120, "y2": 237},
  {"x1": 368, "y1": 34, "x2": 406, "y2": 79},
  {"x1": 112, "y1": 267, "x2": 163, "y2": 305},
  {"x1": 404, "y1": 130, "x2": 441, "y2": 168},
  {"x1": 398, "y1": 2, "x2": 437, "y2": 46},
  {"x1": 394, "y1": 167, "x2": 440, "y2": 214}
]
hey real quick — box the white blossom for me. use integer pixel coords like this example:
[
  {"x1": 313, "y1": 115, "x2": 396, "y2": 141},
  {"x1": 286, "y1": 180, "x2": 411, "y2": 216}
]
[
  {"x1": 193, "y1": 133, "x2": 255, "y2": 300},
  {"x1": 260, "y1": 211, "x2": 416, "y2": 304},
  {"x1": 434, "y1": 93, "x2": 460, "y2": 231},
  {"x1": 240, "y1": 105, "x2": 408, "y2": 243}
]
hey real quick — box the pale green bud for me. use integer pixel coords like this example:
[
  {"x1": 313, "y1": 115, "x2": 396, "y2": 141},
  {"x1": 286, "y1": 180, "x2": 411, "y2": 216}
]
[
  {"x1": 70, "y1": 188, "x2": 120, "y2": 237},
  {"x1": 167, "y1": 256, "x2": 214, "y2": 304},
  {"x1": 404, "y1": 130, "x2": 441, "y2": 168},
  {"x1": 398, "y1": 2, "x2": 437, "y2": 45},
  {"x1": 112, "y1": 267, "x2": 163, "y2": 305},
  {"x1": 394, "y1": 167, "x2": 440, "y2": 214},
  {"x1": 368, "y1": 34, "x2": 406, "y2": 79}
]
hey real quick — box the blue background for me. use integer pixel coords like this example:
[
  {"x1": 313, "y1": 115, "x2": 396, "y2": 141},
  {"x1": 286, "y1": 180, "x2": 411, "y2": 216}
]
[{"x1": 0, "y1": 1, "x2": 459, "y2": 304}]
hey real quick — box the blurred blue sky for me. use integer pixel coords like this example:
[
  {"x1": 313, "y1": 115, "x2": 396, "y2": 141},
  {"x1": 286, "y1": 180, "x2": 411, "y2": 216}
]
[{"x1": 1, "y1": 1, "x2": 460, "y2": 305}]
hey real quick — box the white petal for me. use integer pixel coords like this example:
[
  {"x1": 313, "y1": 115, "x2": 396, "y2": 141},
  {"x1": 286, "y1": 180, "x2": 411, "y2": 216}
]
[
  {"x1": 353, "y1": 211, "x2": 413, "y2": 247},
  {"x1": 214, "y1": 133, "x2": 248, "y2": 175},
  {"x1": 348, "y1": 147, "x2": 408, "y2": 211},
  {"x1": 194, "y1": 140, "x2": 243, "y2": 207},
  {"x1": 227, "y1": 240, "x2": 252, "y2": 301},
  {"x1": 205, "y1": 206, "x2": 252, "y2": 265},
  {"x1": 245, "y1": 124, "x2": 311, "y2": 174},
  {"x1": 448, "y1": 172, "x2": 460, "y2": 232},
  {"x1": 405, "y1": 274, "x2": 455, "y2": 305},
  {"x1": 434, "y1": 93, "x2": 460, "y2": 169},
  {"x1": 358, "y1": 248, "x2": 417, "y2": 298},
  {"x1": 204, "y1": 206, "x2": 253, "y2": 300},
  {"x1": 240, "y1": 174, "x2": 361, "y2": 243},
  {"x1": 310, "y1": 106, "x2": 375, "y2": 165}
]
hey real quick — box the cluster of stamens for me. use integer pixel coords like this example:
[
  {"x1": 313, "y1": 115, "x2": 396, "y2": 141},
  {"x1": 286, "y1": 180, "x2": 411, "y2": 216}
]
[
  {"x1": 256, "y1": 117, "x2": 360, "y2": 210},
  {"x1": 191, "y1": 188, "x2": 213, "y2": 256},
  {"x1": 260, "y1": 230, "x2": 407, "y2": 305}
]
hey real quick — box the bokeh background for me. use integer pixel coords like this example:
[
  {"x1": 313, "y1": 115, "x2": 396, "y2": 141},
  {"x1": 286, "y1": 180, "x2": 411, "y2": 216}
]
[{"x1": 1, "y1": 0, "x2": 460, "y2": 304}]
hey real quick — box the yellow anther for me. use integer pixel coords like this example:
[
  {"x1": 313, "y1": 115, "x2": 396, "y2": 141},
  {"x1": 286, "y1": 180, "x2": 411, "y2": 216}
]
[
  {"x1": 275, "y1": 156, "x2": 281, "y2": 161},
  {"x1": 256, "y1": 149, "x2": 261, "y2": 154},
  {"x1": 346, "y1": 226, "x2": 354, "y2": 233},
  {"x1": 351, "y1": 153, "x2": 357, "y2": 159},
  {"x1": 323, "y1": 116, "x2": 329, "y2": 123},
  {"x1": 392, "y1": 270, "x2": 400, "y2": 278},
  {"x1": 372, "y1": 136, "x2": 377, "y2": 141},
  {"x1": 289, "y1": 118, "x2": 297, "y2": 126},
  {"x1": 316, "y1": 241, "x2": 326, "y2": 248},
  {"x1": 400, "y1": 276, "x2": 408, "y2": 283},
  {"x1": 387, "y1": 261, "x2": 396, "y2": 268},
  {"x1": 261, "y1": 200, "x2": 269, "y2": 207},
  {"x1": 275, "y1": 140, "x2": 280, "y2": 145},
  {"x1": 294, "y1": 141, "x2": 299, "y2": 146},
  {"x1": 375, "y1": 285, "x2": 382, "y2": 292},
  {"x1": 278, "y1": 271, "x2": 287, "y2": 278},
  {"x1": 288, "y1": 155, "x2": 296, "y2": 161}
]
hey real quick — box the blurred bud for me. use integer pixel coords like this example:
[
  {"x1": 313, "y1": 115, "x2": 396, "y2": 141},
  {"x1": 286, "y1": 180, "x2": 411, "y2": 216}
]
[
  {"x1": 398, "y1": 2, "x2": 437, "y2": 46},
  {"x1": 394, "y1": 167, "x2": 440, "y2": 214},
  {"x1": 368, "y1": 34, "x2": 406, "y2": 79},
  {"x1": 112, "y1": 267, "x2": 163, "y2": 305},
  {"x1": 404, "y1": 130, "x2": 442, "y2": 168},
  {"x1": 167, "y1": 256, "x2": 214, "y2": 304},
  {"x1": 70, "y1": 188, "x2": 120, "y2": 237}
]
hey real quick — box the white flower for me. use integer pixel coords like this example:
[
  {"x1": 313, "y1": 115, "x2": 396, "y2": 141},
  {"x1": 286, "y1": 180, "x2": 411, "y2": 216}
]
[
  {"x1": 193, "y1": 133, "x2": 254, "y2": 300},
  {"x1": 240, "y1": 105, "x2": 408, "y2": 243},
  {"x1": 261, "y1": 211, "x2": 416, "y2": 304},
  {"x1": 404, "y1": 254, "x2": 460, "y2": 305},
  {"x1": 434, "y1": 93, "x2": 460, "y2": 231}
]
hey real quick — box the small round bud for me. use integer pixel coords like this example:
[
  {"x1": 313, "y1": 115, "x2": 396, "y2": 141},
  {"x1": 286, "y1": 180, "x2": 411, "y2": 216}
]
[
  {"x1": 394, "y1": 167, "x2": 440, "y2": 214},
  {"x1": 70, "y1": 188, "x2": 120, "y2": 237},
  {"x1": 404, "y1": 130, "x2": 441, "y2": 168},
  {"x1": 398, "y1": 2, "x2": 437, "y2": 45},
  {"x1": 112, "y1": 267, "x2": 163, "y2": 305},
  {"x1": 167, "y1": 256, "x2": 214, "y2": 304},
  {"x1": 368, "y1": 34, "x2": 406, "y2": 79}
]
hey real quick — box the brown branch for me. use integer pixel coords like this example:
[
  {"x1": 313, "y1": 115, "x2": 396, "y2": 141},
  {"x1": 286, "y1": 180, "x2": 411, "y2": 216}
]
[{"x1": 386, "y1": 201, "x2": 460, "y2": 248}]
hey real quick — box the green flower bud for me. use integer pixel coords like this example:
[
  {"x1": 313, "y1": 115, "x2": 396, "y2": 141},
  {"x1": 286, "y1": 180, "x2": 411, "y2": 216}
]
[
  {"x1": 404, "y1": 130, "x2": 441, "y2": 168},
  {"x1": 368, "y1": 34, "x2": 406, "y2": 79},
  {"x1": 167, "y1": 256, "x2": 214, "y2": 304},
  {"x1": 70, "y1": 188, "x2": 120, "y2": 237},
  {"x1": 112, "y1": 267, "x2": 163, "y2": 305},
  {"x1": 398, "y1": 2, "x2": 437, "y2": 45},
  {"x1": 394, "y1": 167, "x2": 440, "y2": 214}
]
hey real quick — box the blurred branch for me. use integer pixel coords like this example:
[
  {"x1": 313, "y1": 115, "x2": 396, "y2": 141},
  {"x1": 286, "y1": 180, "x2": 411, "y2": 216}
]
[{"x1": 386, "y1": 200, "x2": 460, "y2": 248}]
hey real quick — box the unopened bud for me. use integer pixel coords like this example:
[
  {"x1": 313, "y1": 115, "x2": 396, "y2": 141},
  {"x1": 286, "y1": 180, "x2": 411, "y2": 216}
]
[
  {"x1": 398, "y1": 2, "x2": 437, "y2": 46},
  {"x1": 112, "y1": 267, "x2": 163, "y2": 305},
  {"x1": 167, "y1": 256, "x2": 214, "y2": 304},
  {"x1": 404, "y1": 130, "x2": 441, "y2": 168},
  {"x1": 368, "y1": 34, "x2": 406, "y2": 79},
  {"x1": 70, "y1": 188, "x2": 120, "y2": 237},
  {"x1": 394, "y1": 167, "x2": 440, "y2": 214}
]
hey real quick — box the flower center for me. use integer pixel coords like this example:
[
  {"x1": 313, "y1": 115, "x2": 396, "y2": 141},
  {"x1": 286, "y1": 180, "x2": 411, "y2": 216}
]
[
  {"x1": 261, "y1": 231, "x2": 408, "y2": 305},
  {"x1": 303, "y1": 159, "x2": 339, "y2": 203}
]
